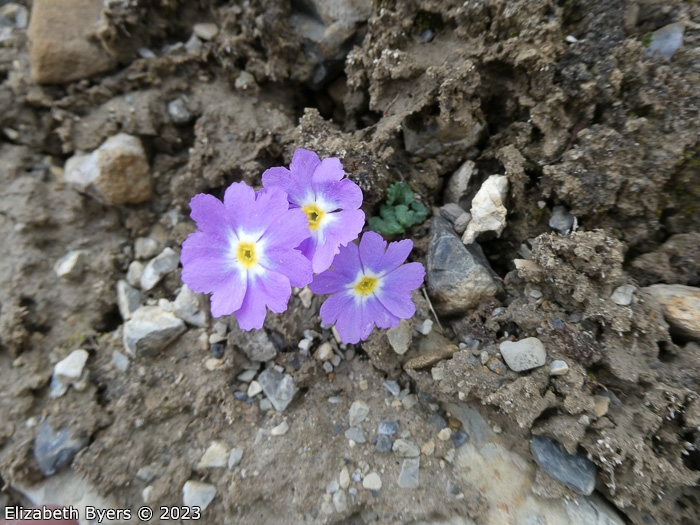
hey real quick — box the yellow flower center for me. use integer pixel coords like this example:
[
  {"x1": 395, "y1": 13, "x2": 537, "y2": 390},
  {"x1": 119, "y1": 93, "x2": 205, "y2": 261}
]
[
  {"x1": 236, "y1": 241, "x2": 257, "y2": 269},
  {"x1": 354, "y1": 276, "x2": 378, "y2": 296},
  {"x1": 302, "y1": 203, "x2": 326, "y2": 231}
]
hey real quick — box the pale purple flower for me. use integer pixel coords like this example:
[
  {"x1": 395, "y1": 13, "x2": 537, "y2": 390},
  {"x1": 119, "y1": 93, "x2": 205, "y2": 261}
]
[
  {"x1": 310, "y1": 231, "x2": 425, "y2": 344},
  {"x1": 261, "y1": 148, "x2": 365, "y2": 274},
  {"x1": 181, "y1": 182, "x2": 312, "y2": 330}
]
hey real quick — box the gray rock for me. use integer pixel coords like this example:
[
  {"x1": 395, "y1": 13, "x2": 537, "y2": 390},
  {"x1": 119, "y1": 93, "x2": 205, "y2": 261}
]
[
  {"x1": 126, "y1": 260, "x2": 144, "y2": 287},
  {"x1": 64, "y1": 133, "x2": 151, "y2": 206},
  {"x1": 34, "y1": 420, "x2": 89, "y2": 476},
  {"x1": 444, "y1": 160, "x2": 475, "y2": 206},
  {"x1": 453, "y1": 430, "x2": 469, "y2": 448},
  {"x1": 610, "y1": 284, "x2": 636, "y2": 306},
  {"x1": 237, "y1": 329, "x2": 277, "y2": 362},
  {"x1": 646, "y1": 22, "x2": 683, "y2": 60},
  {"x1": 387, "y1": 319, "x2": 412, "y2": 355},
  {"x1": 193, "y1": 23, "x2": 218, "y2": 41},
  {"x1": 54, "y1": 250, "x2": 85, "y2": 280},
  {"x1": 427, "y1": 217, "x2": 502, "y2": 315},
  {"x1": 167, "y1": 99, "x2": 192, "y2": 124},
  {"x1": 345, "y1": 426, "x2": 366, "y2": 443},
  {"x1": 141, "y1": 248, "x2": 179, "y2": 291},
  {"x1": 173, "y1": 284, "x2": 207, "y2": 328},
  {"x1": 112, "y1": 351, "x2": 129, "y2": 372},
  {"x1": 462, "y1": 175, "x2": 509, "y2": 244},
  {"x1": 228, "y1": 448, "x2": 244, "y2": 469},
  {"x1": 185, "y1": 34, "x2": 202, "y2": 54},
  {"x1": 646, "y1": 284, "x2": 700, "y2": 340},
  {"x1": 362, "y1": 471, "x2": 382, "y2": 491},
  {"x1": 392, "y1": 439, "x2": 420, "y2": 458},
  {"x1": 378, "y1": 420, "x2": 398, "y2": 436},
  {"x1": 122, "y1": 306, "x2": 186, "y2": 357},
  {"x1": 332, "y1": 489, "x2": 348, "y2": 512},
  {"x1": 349, "y1": 400, "x2": 370, "y2": 426},
  {"x1": 549, "y1": 360, "x2": 569, "y2": 376},
  {"x1": 182, "y1": 480, "x2": 216, "y2": 510},
  {"x1": 235, "y1": 71, "x2": 257, "y2": 91},
  {"x1": 398, "y1": 458, "x2": 420, "y2": 489},
  {"x1": 454, "y1": 212, "x2": 471, "y2": 235},
  {"x1": 117, "y1": 280, "x2": 142, "y2": 321},
  {"x1": 499, "y1": 338, "x2": 547, "y2": 372},
  {"x1": 439, "y1": 203, "x2": 466, "y2": 224},
  {"x1": 258, "y1": 368, "x2": 298, "y2": 412},
  {"x1": 549, "y1": 205, "x2": 575, "y2": 234},
  {"x1": 134, "y1": 237, "x2": 160, "y2": 260},
  {"x1": 53, "y1": 349, "x2": 88, "y2": 385},
  {"x1": 271, "y1": 421, "x2": 289, "y2": 436},
  {"x1": 374, "y1": 434, "x2": 392, "y2": 453},
  {"x1": 383, "y1": 380, "x2": 400, "y2": 397},
  {"x1": 197, "y1": 442, "x2": 229, "y2": 469},
  {"x1": 531, "y1": 436, "x2": 597, "y2": 495}
]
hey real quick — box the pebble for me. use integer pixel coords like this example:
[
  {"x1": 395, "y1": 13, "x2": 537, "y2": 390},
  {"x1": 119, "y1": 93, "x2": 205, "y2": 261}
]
[
  {"x1": 530, "y1": 436, "x2": 597, "y2": 495},
  {"x1": 645, "y1": 284, "x2": 700, "y2": 340},
  {"x1": 462, "y1": 175, "x2": 509, "y2": 244},
  {"x1": 437, "y1": 428, "x2": 452, "y2": 441},
  {"x1": 185, "y1": 34, "x2": 202, "y2": 54},
  {"x1": 298, "y1": 338, "x2": 312, "y2": 352},
  {"x1": 167, "y1": 99, "x2": 192, "y2": 124},
  {"x1": 247, "y1": 380, "x2": 262, "y2": 398},
  {"x1": 378, "y1": 421, "x2": 398, "y2": 436},
  {"x1": 480, "y1": 351, "x2": 489, "y2": 365},
  {"x1": 593, "y1": 395, "x2": 610, "y2": 418},
  {"x1": 34, "y1": 420, "x2": 88, "y2": 476},
  {"x1": 645, "y1": 22, "x2": 684, "y2": 60},
  {"x1": 398, "y1": 458, "x2": 420, "y2": 489},
  {"x1": 332, "y1": 489, "x2": 348, "y2": 512},
  {"x1": 117, "y1": 280, "x2": 142, "y2": 321},
  {"x1": 339, "y1": 467, "x2": 350, "y2": 489},
  {"x1": 54, "y1": 250, "x2": 85, "y2": 280},
  {"x1": 204, "y1": 358, "x2": 224, "y2": 371},
  {"x1": 444, "y1": 160, "x2": 475, "y2": 205},
  {"x1": 137, "y1": 464, "x2": 162, "y2": 483},
  {"x1": 426, "y1": 217, "x2": 502, "y2": 315},
  {"x1": 316, "y1": 341, "x2": 334, "y2": 361},
  {"x1": 383, "y1": 380, "x2": 401, "y2": 397},
  {"x1": 421, "y1": 441, "x2": 435, "y2": 456},
  {"x1": 53, "y1": 349, "x2": 88, "y2": 384},
  {"x1": 431, "y1": 367, "x2": 445, "y2": 381},
  {"x1": 326, "y1": 479, "x2": 339, "y2": 494},
  {"x1": 182, "y1": 480, "x2": 216, "y2": 510},
  {"x1": 362, "y1": 472, "x2": 382, "y2": 491},
  {"x1": 374, "y1": 434, "x2": 392, "y2": 453},
  {"x1": 258, "y1": 368, "x2": 298, "y2": 412},
  {"x1": 228, "y1": 448, "x2": 243, "y2": 469},
  {"x1": 64, "y1": 133, "x2": 151, "y2": 206},
  {"x1": 323, "y1": 362, "x2": 334, "y2": 374},
  {"x1": 439, "y1": 203, "x2": 466, "y2": 224},
  {"x1": 331, "y1": 354, "x2": 341, "y2": 367},
  {"x1": 349, "y1": 400, "x2": 370, "y2": 426},
  {"x1": 402, "y1": 394, "x2": 418, "y2": 410},
  {"x1": 453, "y1": 430, "x2": 469, "y2": 448},
  {"x1": 499, "y1": 337, "x2": 547, "y2": 372},
  {"x1": 112, "y1": 351, "x2": 129, "y2": 372},
  {"x1": 387, "y1": 319, "x2": 412, "y2": 355},
  {"x1": 126, "y1": 260, "x2": 144, "y2": 287},
  {"x1": 122, "y1": 306, "x2": 186, "y2": 357},
  {"x1": 271, "y1": 421, "x2": 289, "y2": 436},
  {"x1": 259, "y1": 398, "x2": 273, "y2": 412},
  {"x1": 241, "y1": 329, "x2": 277, "y2": 362},
  {"x1": 549, "y1": 205, "x2": 575, "y2": 234},
  {"x1": 610, "y1": 284, "x2": 637, "y2": 306},
  {"x1": 197, "y1": 442, "x2": 228, "y2": 469},
  {"x1": 209, "y1": 343, "x2": 225, "y2": 359},
  {"x1": 173, "y1": 284, "x2": 207, "y2": 327},
  {"x1": 549, "y1": 360, "x2": 569, "y2": 376},
  {"x1": 298, "y1": 286, "x2": 313, "y2": 308},
  {"x1": 140, "y1": 248, "x2": 179, "y2": 291},
  {"x1": 453, "y1": 212, "x2": 471, "y2": 235},
  {"x1": 486, "y1": 358, "x2": 507, "y2": 375},
  {"x1": 415, "y1": 319, "x2": 433, "y2": 335},
  {"x1": 134, "y1": 237, "x2": 160, "y2": 260},
  {"x1": 392, "y1": 439, "x2": 420, "y2": 458},
  {"x1": 235, "y1": 71, "x2": 257, "y2": 90},
  {"x1": 193, "y1": 23, "x2": 218, "y2": 41},
  {"x1": 345, "y1": 426, "x2": 366, "y2": 444}
]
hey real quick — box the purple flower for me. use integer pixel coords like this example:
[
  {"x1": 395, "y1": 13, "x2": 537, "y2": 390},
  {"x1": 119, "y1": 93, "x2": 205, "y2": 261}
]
[
  {"x1": 181, "y1": 182, "x2": 313, "y2": 330},
  {"x1": 310, "y1": 231, "x2": 425, "y2": 344},
  {"x1": 262, "y1": 148, "x2": 365, "y2": 274}
]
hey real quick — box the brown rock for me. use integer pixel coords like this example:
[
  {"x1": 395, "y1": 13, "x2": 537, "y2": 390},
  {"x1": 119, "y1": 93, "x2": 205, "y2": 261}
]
[
  {"x1": 27, "y1": 0, "x2": 116, "y2": 84},
  {"x1": 646, "y1": 284, "x2": 700, "y2": 341}
]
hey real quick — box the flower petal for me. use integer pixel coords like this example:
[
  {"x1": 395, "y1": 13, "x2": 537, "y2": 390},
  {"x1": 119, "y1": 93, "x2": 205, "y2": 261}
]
[
  {"x1": 320, "y1": 292, "x2": 365, "y2": 344},
  {"x1": 310, "y1": 269, "x2": 351, "y2": 295},
  {"x1": 254, "y1": 270, "x2": 292, "y2": 314},
  {"x1": 365, "y1": 297, "x2": 401, "y2": 329},
  {"x1": 261, "y1": 206, "x2": 311, "y2": 253},
  {"x1": 358, "y1": 231, "x2": 387, "y2": 274},
  {"x1": 326, "y1": 240, "x2": 362, "y2": 279},
  {"x1": 222, "y1": 182, "x2": 257, "y2": 233},
  {"x1": 382, "y1": 262, "x2": 426, "y2": 294},
  {"x1": 261, "y1": 247, "x2": 313, "y2": 288},
  {"x1": 311, "y1": 156, "x2": 344, "y2": 184},
  {"x1": 261, "y1": 166, "x2": 308, "y2": 206},
  {"x1": 235, "y1": 277, "x2": 269, "y2": 330},
  {"x1": 189, "y1": 194, "x2": 235, "y2": 241},
  {"x1": 381, "y1": 238, "x2": 414, "y2": 272},
  {"x1": 315, "y1": 177, "x2": 363, "y2": 211},
  {"x1": 290, "y1": 148, "x2": 322, "y2": 177},
  {"x1": 375, "y1": 288, "x2": 417, "y2": 319},
  {"x1": 181, "y1": 232, "x2": 235, "y2": 292},
  {"x1": 209, "y1": 271, "x2": 247, "y2": 317}
]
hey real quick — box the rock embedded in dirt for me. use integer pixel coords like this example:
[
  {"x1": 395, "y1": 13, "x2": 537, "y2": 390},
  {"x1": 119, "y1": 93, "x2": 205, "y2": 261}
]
[
  {"x1": 549, "y1": 360, "x2": 569, "y2": 376},
  {"x1": 499, "y1": 338, "x2": 547, "y2": 372},
  {"x1": 122, "y1": 306, "x2": 186, "y2": 357},
  {"x1": 27, "y1": 0, "x2": 116, "y2": 84},
  {"x1": 530, "y1": 436, "x2": 597, "y2": 496},
  {"x1": 444, "y1": 160, "x2": 475, "y2": 207},
  {"x1": 462, "y1": 175, "x2": 509, "y2": 245},
  {"x1": 439, "y1": 203, "x2": 466, "y2": 224},
  {"x1": 34, "y1": 420, "x2": 89, "y2": 477},
  {"x1": 315, "y1": 341, "x2": 334, "y2": 361},
  {"x1": 134, "y1": 237, "x2": 160, "y2": 260},
  {"x1": 193, "y1": 23, "x2": 219, "y2": 41},
  {"x1": 64, "y1": 133, "x2": 152, "y2": 206},
  {"x1": 126, "y1": 260, "x2": 144, "y2": 287},
  {"x1": 271, "y1": 421, "x2": 289, "y2": 436},
  {"x1": 228, "y1": 448, "x2": 244, "y2": 469},
  {"x1": 610, "y1": 284, "x2": 636, "y2": 306},
  {"x1": 140, "y1": 248, "x2": 179, "y2": 291},
  {"x1": 54, "y1": 349, "x2": 89, "y2": 385},
  {"x1": 332, "y1": 489, "x2": 348, "y2": 512},
  {"x1": 257, "y1": 368, "x2": 298, "y2": 412},
  {"x1": 378, "y1": 421, "x2": 398, "y2": 436},
  {"x1": 54, "y1": 250, "x2": 85, "y2": 280},
  {"x1": 386, "y1": 320, "x2": 411, "y2": 355},
  {"x1": 374, "y1": 434, "x2": 392, "y2": 453},
  {"x1": 392, "y1": 439, "x2": 420, "y2": 458},
  {"x1": 198, "y1": 442, "x2": 229, "y2": 469},
  {"x1": 645, "y1": 284, "x2": 700, "y2": 340},
  {"x1": 233, "y1": 329, "x2": 277, "y2": 362},
  {"x1": 116, "y1": 280, "x2": 142, "y2": 321},
  {"x1": 167, "y1": 99, "x2": 192, "y2": 124},
  {"x1": 349, "y1": 400, "x2": 370, "y2": 426},
  {"x1": 426, "y1": 217, "x2": 502, "y2": 315},
  {"x1": 398, "y1": 458, "x2": 420, "y2": 489},
  {"x1": 182, "y1": 480, "x2": 216, "y2": 510},
  {"x1": 645, "y1": 22, "x2": 684, "y2": 60},
  {"x1": 362, "y1": 472, "x2": 382, "y2": 491},
  {"x1": 549, "y1": 205, "x2": 575, "y2": 234},
  {"x1": 345, "y1": 426, "x2": 366, "y2": 443},
  {"x1": 173, "y1": 284, "x2": 207, "y2": 328},
  {"x1": 247, "y1": 380, "x2": 262, "y2": 398}
]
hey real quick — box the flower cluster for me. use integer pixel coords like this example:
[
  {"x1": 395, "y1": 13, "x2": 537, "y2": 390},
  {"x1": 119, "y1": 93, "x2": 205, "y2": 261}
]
[{"x1": 181, "y1": 148, "x2": 425, "y2": 343}]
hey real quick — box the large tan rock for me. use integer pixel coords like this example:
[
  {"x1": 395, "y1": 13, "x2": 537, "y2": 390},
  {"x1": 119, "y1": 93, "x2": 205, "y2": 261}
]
[
  {"x1": 646, "y1": 284, "x2": 700, "y2": 341},
  {"x1": 27, "y1": 0, "x2": 116, "y2": 84}
]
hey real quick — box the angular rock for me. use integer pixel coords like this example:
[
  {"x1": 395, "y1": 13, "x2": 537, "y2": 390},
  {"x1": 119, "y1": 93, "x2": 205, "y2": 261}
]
[
  {"x1": 257, "y1": 368, "x2": 298, "y2": 412},
  {"x1": 374, "y1": 434, "x2": 392, "y2": 453},
  {"x1": 646, "y1": 284, "x2": 700, "y2": 340},
  {"x1": 134, "y1": 237, "x2": 160, "y2": 260},
  {"x1": 387, "y1": 320, "x2": 412, "y2": 355},
  {"x1": 233, "y1": 329, "x2": 277, "y2": 362},
  {"x1": 193, "y1": 23, "x2": 219, "y2": 41},
  {"x1": 398, "y1": 458, "x2": 420, "y2": 489},
  {"x1": 332, "y1": 489, "x2": 348, "y2": 512},
  {"x1": 549, "y1": 360, "x2": 569, "y2": 376},
  {"x1": 197, "y1": 442, "x2": 229, "y2": 469},
  {"x1": 54, "y1": 349, "x2": 89, "y2": 384},
  {"x1": 34, "y1": 420, "x2": 89, "y2": 476},
  {"x1": 271, "y1": 421, "x2": 289, "y2": 436},
  {"x1": 27, "y1": 0, "x2": 116, "y2": 84},
  {"x1": 531, "y1": 436, "x2": 596, "y2": 495},
  {"x1": 228, "y1": 448, "x2": 244, "y2": 469},
  {"x1": 549, "y1": 205, "x2": 575, "y2": 234},
  {"x1": 610, "y1": 284, "x2": 636, "y2": 306},
  {"x1": 444, "y1": 160, "x2": 475, "y2": 206},
  {"x1": 426, "y1": 217, "x2": 502, "y2": 315},
  {"x1": 167, "y1": 99, "x2": 192, "y2": 124},
  {"x1": 140, "y1": 248, "x2": 179, "y2": 291},
  {"x1": 64, "y1": 133, "x2": 151, "y2": 206},
  {"x1": 54, "y1": 250, "x2": 85, "y2": 280},
  {"x1": 182, "y1": 480, "x2": 216, "y2": 510},
  {"x1": 349, "y1": 400, "x2": 370, "y2": 426},
  {"x1": 462, "y1": 175, "x2": 509, "y2": 244},
  {"x1": 646, "y1": 22, "x2": 684, "y2": 60},
  {"x1": 392, "y1": 439, "x2": 420, "y2": 458},
  {"x1": 454, "y1": 212, "x2": 471, "y2": 235},
  {"x1": 345, "y1": 426, "x2": 366, "y2": 443},
  {"x1": 315, "y1": 341, "x2": 334, "y2": 361},
  {"x1": 439, "y1": 203, "x2": 466, "y2": 224},
  {"x1": 173, "y1": 284, "x2": 207, "y2": 328},
  {"x1": 126, "y1": 260, "x2": 144, "y2": 288},
  {"x1": 500, "y1": 338, "x2": 547, "y2": 372},
  {"x1": 122, "y1": 306, "x2": 186, "y2": 357},
  {"x1": 117, "y1": 280, "x2": 142, "y2": 321},
  {"x1": 378, "y1": 421, "x2": 398, "y2": 436}
]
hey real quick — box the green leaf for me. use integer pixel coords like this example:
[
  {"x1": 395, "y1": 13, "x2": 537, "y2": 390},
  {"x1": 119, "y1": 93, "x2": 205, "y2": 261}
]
[
  {"x1": 386, "y1": 182, "x2": 414, "y2": 206},
  {"x1": 394, "y1": 204, "x2": 414, "y2": 227},
  {"x1": 410, "y1": 201, "x2": 428, "y2": 223}
]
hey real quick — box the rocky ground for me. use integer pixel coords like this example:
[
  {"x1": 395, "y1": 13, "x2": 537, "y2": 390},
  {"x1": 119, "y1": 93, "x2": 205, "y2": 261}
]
[{"x1": 1, "y1": 1, "x2": 699, "y2": 524}]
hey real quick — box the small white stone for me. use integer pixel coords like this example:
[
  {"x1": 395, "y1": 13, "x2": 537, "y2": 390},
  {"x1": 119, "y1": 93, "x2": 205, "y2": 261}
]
[
  {"x1": 362, "y1": 472, "x2": 382, "y2": 491},
  {"x1": 247, "y1": 380, "x2": 262, "y2": 397},
  {"x1": 611, "y1": 284, "x2": 637, "y2": 306},
  {"x1": 549, "y1": 360, "x2": 569, "y2": 376},
  {"x1": 348, "y1": 400, "x2": 370, "y2": 426},
  {"x1": 415, "y1": 319, "x2": 433, "y2": 335},
  {"x1": 197, "y1": 441, "x2": 229, "y2": 469},
  {"x1": 173, "y1": 284, "x2": 207, "y2": 328},
  {"x1": 298, "y1": 338, "x2": 312, "y2": 352},
  {"x1": 193, "y1": 23, "x2": 219, "y2": 41},
  {"x1": 141, "y1": 247, "x2": 179, "y2": 291},
  {"x1": 142, "y1": 486, "x2": 154, "y2": 503},
  {"x1": 235, "y1": 71, "x2": 256, "y2": 90},
  {"x1": 228, "y1": 448, "x2": 244, "y2": 469},
  {"x1": 332, "y1": 489, "x2": 348, "y2": 512},
  {"x1": 209, "y1": 332, "x2": 226, "y2": 344},
  {"x1": 182, "y1": 480, "x2": 216, "y2": 510},
  {"x1": 117, "y1": 279, "x2": 142, "y2": 321},
  {"x1": 431, "y1": 367, "x2": 444, "y2": 381},
  {"x1": 271, "y1": 420, "x2": 289, "y2": 436},
  {"x1": 126, "y1": 260, "x2": 144, "y2": 287},
  {"x1": 298, "y1": 286, "x2": 313, "y2": 308},
  {"x1": 339, "y1": 466, "x2": 350, "y2": 489},
  {"x1": 462, "y1": 174, "x2": 509, "y2": 244},
  {"x1": 237, "y1": 369, "x2": 257, "y2": 382},
  {"x1": 499, "y1": 337, "x2": 547, "y2": 372},
  {"x1": 134, "y1": 237, "x2": 159, "y2": 260},
  {"x1": 437, "y1": 428, "x2": 452, "y2": 441},
  {"x1": 387, "y1": 319, "x2": 412, "y2": 354},
  {"x1": 54, "y1": 250, "x2": 85, "y2": 279},
  {"x1": 401, "y1": 394, "x2": 418, "y2": 410},
  {"x1": 54, "y1": 349, "x2": 89, "y2": 384},
  {"x1": 316, "y1": 342, "x2": 334, "y2": 361},
  {"x1": 112, "y1": 351, "x2": 129, "y2": 372}
]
